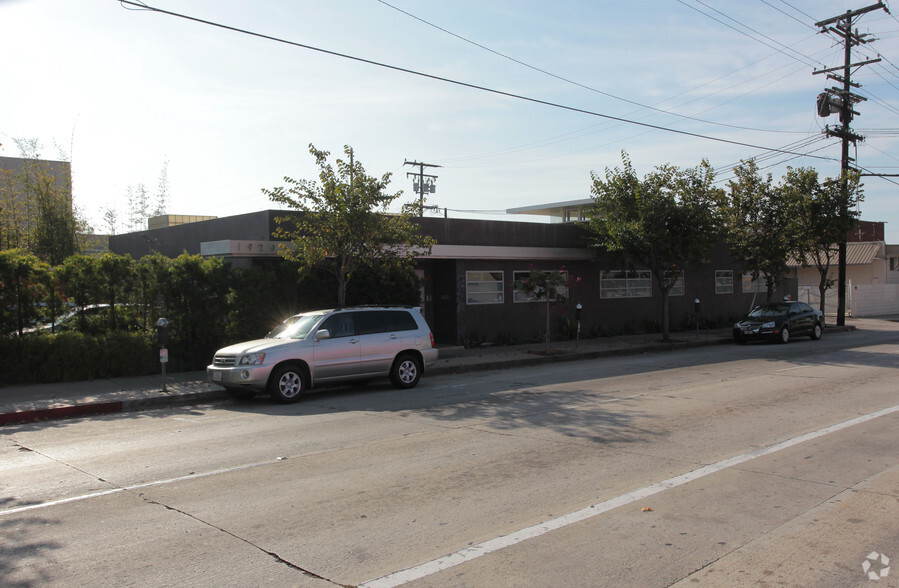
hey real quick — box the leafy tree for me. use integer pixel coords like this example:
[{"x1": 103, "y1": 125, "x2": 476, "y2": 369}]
[
  {"x1": 97, "y1": 252, "x2": 134, "y2": 331},
  {"x1": 57, "y1": 255, "x2": 101, "y2": 332},
  {"x1": 721, "y1": 160, "x2": 795, "y2": 303},
  {"x1": 587, "y1": 152, "x2": 722, "y2": 341},
  {"x1": 0, "y1": 139, "x2": 81, "y2": 264},
  {"x1": 263, "y1": 144, "x2": 434, "y2": 307},
  {"x1": 161, "y1": 254, "x2": 229, "y2": 369},
  {"x1": 513, "y1": 266, "x2": 572, "y2": 351},
  {"x1": 152, "y1": 159, "x2": 170, "y2": 217},
  {"x1": 133, "y1": 252, "x2": 170, "y2": 331},
  {"x1": 126, "y1": 183, "x2": 150, "y2": 232},
  {"x1": 784, "y1": 167, "x2": 862, "y2": 315},
  {"x1": 0, "y1": 249, "x2": 49, "y2": 335}
]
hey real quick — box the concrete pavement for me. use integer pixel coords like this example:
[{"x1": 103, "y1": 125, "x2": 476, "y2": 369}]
[{"x1": 1, "y1": 321, "x2": 863, "y2": 426}]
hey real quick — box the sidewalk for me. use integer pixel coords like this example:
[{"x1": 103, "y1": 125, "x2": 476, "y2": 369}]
[{"x1": 0, "y1": 322, "x2": 862, "y2": 427}]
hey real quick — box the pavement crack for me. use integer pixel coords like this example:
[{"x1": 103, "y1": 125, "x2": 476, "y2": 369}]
[{"x1": 136, "y1": 494, "x2": 351, "y2": 587}]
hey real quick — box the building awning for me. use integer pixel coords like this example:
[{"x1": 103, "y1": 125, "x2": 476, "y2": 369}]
[{"x1": 788, "y1": 241, "x2": 884, "y2": 267}]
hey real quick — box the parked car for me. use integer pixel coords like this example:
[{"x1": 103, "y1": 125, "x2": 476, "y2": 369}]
[
  {"x1": 733, "y1": 301, "x2": 824, "y2": 344},
  {"x1": 21, "y1": 304, "x2": 141, "y2": 335},
  {"x1": 207, "y1": 306, "x2": 438, "y2": 403}
]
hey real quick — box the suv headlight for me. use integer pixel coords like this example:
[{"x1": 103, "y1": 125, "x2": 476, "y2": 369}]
[
  {"x1": 761, "y1": 321, "x2": 776, "y2": 329},
  {"x1": 239, "y1": 353, "x2": 266, "y2": 366}
]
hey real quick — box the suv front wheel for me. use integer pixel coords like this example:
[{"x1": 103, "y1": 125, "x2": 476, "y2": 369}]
[
  {"x1": 390, "y1": 353, "x2": 422, "y2": 389},
  {"x1": 269, "y1": 363, "x2": 308, "y2": 403}
]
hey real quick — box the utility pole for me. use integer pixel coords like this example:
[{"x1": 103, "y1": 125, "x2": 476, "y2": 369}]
[
  {"x1": 403, "y1": 160, "x2": 441, "y2": 216},
  {"x1": 813, "y1": 2, "x2": 887, "y2": 326}
]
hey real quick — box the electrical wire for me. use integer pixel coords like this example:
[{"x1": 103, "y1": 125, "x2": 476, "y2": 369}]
[
  {"x1": 675, "y1": 0, "x2": 826, "y2": 68},
  {"x1": 117, "y1": 0, "x2": 838, "y2": 164},
  {"x1": 376, "y1": 0, "x2": 807, "y2": 135},
  {"x1": 758, "y1": 0, "x2": 818, "y2": 31}
]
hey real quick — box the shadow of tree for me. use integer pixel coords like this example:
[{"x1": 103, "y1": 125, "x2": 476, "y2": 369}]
[{"x1": 0, "y1": 498, "x2": 61, "y2": 588}]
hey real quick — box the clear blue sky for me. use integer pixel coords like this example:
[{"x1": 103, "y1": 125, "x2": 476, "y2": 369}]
[{"x1": 2, "y1": 0, "x2": 898, "y2": 239}]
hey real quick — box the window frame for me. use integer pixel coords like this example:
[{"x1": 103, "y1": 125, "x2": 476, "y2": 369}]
[
  {"x1": 600, "y1": 269, "x2": 652, "y2": 299},
  {"x1": 715, "y1": 270, "x2": 734, "y2": 294},
  {"x1": 512, "y1": 270, "x2": 569, "y2": 303},
  {"x1": 466, "y1": 270, "x2": 505, "y2": 305},
  {"x1": 741, "y1": 273, "x2": 766, "y2": 293},
  {"x1": 663, "y1": 271, "x2": 685, "y2": 297}
]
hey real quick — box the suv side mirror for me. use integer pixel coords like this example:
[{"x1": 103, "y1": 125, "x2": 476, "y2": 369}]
[{"x1": 315, "y1": 329, "x2": 331, "y2": 341}]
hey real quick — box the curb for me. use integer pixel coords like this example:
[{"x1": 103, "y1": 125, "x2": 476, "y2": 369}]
[{"x1": 0, "y1": 327, "x2": 854, "y2": 426}]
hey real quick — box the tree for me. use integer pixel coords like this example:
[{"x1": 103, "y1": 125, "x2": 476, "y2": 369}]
[
  {"x1": 587, "y1": 152, "x2": 722, "y2": 342},
  {"x1": 513, "y1": 266, "x2": 572, "y2": 351},
  {"x1": 263, "y1": 144, "x2": 435, "y2": 307},
  {"x1": 0, "y1": 138, "x2": 80, "y2": 264},
  {"x1": 0, "y1": 249, "x2": 49, "y2": 335},
  {"x1": 721, "y1": 160, "x2": 794, "y2": 304},
  {"x1": 97, "y1": 252, "x2": 134, "y2": 331},
  {"x1": 151, "y1": 159, "x2": 170, "y2": 217},
  {"x1": 785, "y1": 167, "x2": 862, "y2": 315},
  {"x1": 126, "y1": 183, "x2": 150, "y2": 232},
  {"x1": 57, "y1": 255, "x2": 101, "y2": 332}
]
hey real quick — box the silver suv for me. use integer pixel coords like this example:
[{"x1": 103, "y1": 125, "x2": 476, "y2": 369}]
[{"x1": 207, "y1": 306, "x2": 438, "y2": 403}]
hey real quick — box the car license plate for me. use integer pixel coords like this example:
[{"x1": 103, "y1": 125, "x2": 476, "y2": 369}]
[{"x1": 212, "y1": 372, "x2": 222, "y2": 381}]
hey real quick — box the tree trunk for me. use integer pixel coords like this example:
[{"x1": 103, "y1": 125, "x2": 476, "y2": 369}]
[{"x1": 661, "y1": 291, "x2": 671, "y2": 342}]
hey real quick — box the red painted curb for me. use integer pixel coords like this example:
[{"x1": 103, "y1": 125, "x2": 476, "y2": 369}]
[{"x1": 0, "y1": 401, "x2": 124, "y2": 426}]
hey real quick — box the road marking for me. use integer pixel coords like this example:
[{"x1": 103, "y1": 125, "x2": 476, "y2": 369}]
[
  {"x1": 360, "y1": 402, "x2": 899, "y2": 588},
  {"x1": 0, "y1": 459, "x2": 281, "y2": 517}
]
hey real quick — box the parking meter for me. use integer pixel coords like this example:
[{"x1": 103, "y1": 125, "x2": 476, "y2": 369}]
[
  {"x1": 156, "y1": 318, "x2": 169, "y2": 391},
  {"x1": 694, "y1": 299, "x2": 701, "y2": 337},
  {"x1": 575, "y1": 303, "x2": 583, "y2": 348},
  {"x1": 156, "y1": 317, "x2": 169, "y2": 346}
]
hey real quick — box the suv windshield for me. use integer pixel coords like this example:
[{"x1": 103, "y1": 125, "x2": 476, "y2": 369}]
[{"x1": 266, "y1": 313, "x2": 325, "y2": 339}]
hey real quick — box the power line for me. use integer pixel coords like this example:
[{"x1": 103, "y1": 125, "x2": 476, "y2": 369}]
[
  {"x1": 758, "y1": 0, "x2": 819, "y2": 31},
  {"x1": 118, "y1": 0, "x2": 838, "y2": 164},
  {"x1": 376, "y1": 0, "x2": 805, "y2": 135},
  {"x1": 675, "y1": 0, "x2": 825, "y2": 67}
]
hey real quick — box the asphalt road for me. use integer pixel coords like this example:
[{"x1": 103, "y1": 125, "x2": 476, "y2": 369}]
[{"x1": 2, "y1": 322, "x2": 898, "y2": 587}]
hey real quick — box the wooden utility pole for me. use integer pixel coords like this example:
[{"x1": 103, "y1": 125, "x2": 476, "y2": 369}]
[
  {"x1": 813, "y1": 2, "x2": 887, "y2": 326},
  {"x1": 403, "y1": 160, "x2": 441, "y2": 216}
]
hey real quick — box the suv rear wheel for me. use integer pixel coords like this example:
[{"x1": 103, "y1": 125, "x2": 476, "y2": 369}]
[
  {"x1": 390, "y1": 353, "x2": 422, "y2": 389},
  {"x1": 269, "y1": 363, "x2": 308, "y2": 403}
]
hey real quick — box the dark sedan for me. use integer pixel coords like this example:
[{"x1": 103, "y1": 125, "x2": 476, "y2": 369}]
[{"x1": 733, "y1": 301, "x2": 824, "y2": 344}]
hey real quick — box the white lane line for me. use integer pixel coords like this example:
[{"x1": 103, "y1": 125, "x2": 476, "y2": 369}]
[
  {"x1": 0, "y1": 459, "x2": 281, "y2": 517},
  {"x1": 360, "y1": 403, "x2": 899, "y2": 588}
]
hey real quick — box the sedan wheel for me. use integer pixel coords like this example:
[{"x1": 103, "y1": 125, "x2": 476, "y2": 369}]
[
  {"x1": 390, "y1": 354, "x2": 422, "y2": 389},
  {"x1": 779, "y1": 326, "x2": 790, "y2": 344},
  {"x1": 811, "y1": 322, "x2": 823, "y2": 340},
  {"x1": 268, "y1": 364, "x2": 307, "y2": 403}
]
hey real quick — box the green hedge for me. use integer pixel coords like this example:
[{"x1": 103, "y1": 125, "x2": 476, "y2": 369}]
[{"x1": 0, "y1": 332, "x2": 154, "y2": 385}]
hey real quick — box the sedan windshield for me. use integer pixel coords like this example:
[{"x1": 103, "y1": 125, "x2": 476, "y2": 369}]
[
  {"x1": 266, "y1": 313, "x2": 324, "y2": 339},
  {"x1": 747, "y1": 304, "x2": 789, "y2": 318}
]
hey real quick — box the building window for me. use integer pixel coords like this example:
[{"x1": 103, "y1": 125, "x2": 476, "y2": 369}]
[
  {"x1": 715, "y1": 270, "x2": 733, "y2": 294},
  {"x1": 663, "y1": 271, "x2": 685, "y2": 296},
  {"x1": 741, "y1": 273, "x2": 766, "y2": 293},
  {"x1": 890, "y1": 257, "x2": 899, "y2": 271},
  {"x1": 466, "y1": 271, "x2": 504, "y2": 305},
  {"x1": 600, "y1": 270, "x2": 652, "y2": 298},
  {"x1": 513, "y1": 270, "x2": 569, "y2": 302}
]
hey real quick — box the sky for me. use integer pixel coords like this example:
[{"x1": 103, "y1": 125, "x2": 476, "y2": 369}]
[{"x1": 2, "y1": 0, "x2": 898, "y2": 240}]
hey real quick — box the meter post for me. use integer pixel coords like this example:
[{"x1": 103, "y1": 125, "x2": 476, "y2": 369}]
[
  {"x1": 156, "y1": 318, "x2": 169, "y2": 392},
  {"x1": 575, "y1": 303, "x2": 583, "y2": 349}
]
